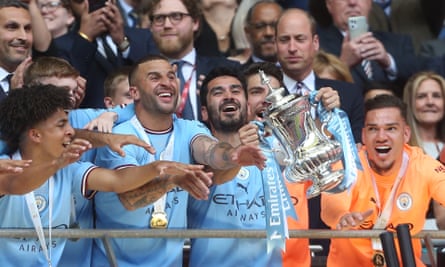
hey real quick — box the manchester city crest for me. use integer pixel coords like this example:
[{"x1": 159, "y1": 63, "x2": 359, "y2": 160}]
[
  {"x1": 396, "y1": 192, "x2": 412, "y2": 211},
  {"x1": 34, "y1": 194, "x2": 47, "y2": 212},
  {"x1": 238, "y1": 167, "x2": 249, "y2": 180}
]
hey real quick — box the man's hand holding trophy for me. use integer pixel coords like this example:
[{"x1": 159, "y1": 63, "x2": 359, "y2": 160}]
[{"x1": 257, "y1": 70, "x2": 361, "y2": 198}]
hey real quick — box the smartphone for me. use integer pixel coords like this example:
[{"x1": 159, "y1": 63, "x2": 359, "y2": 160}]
[
  {"x1": 88, "y1": 0, "x2": 106, "y2": 12},
  {"x1": 348, "y1": 16, "x2": 368, "y2": 40}
]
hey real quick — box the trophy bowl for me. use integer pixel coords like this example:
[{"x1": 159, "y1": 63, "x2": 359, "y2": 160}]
[{"x1": 259, "y1": 70, "x2": 344, "y2": 198}]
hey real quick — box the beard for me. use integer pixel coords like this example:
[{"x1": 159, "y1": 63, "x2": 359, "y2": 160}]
[
  {"x1": 140, "y1": 91, "x2": 178, "y2": 115},
  {"x1": 207, "y1": 103, "x2": 247, "y2": 133},
  {"x1": 154, "y1": 32, "x2": 194, "y2": 58}
]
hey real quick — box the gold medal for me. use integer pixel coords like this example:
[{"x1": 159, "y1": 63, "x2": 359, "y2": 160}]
[
  {"x1": 372, "y1": 250, "x2": 385, "y2": 267},
  {"x1": 150, "y1": 211, "x2": 168, "y2": 229}
]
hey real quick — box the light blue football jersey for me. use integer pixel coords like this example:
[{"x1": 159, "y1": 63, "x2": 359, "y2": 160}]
[{"x1": 93, "y1": 116, "x2": 211, "y2": 267}]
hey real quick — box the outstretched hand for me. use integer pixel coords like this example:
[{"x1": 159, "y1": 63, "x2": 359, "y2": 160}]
[
  {"x1": 336, "y1": 209, "x2": 373, "y2": 230},
  {"x1": 84, "y1": 111, "x2": 117, "y2": 133},
  {"x1": 54, "y1": 138, "x2": 92, "y2": 168},
  {"x1": 0, "y1": 159, "x2": 32, "y2": 174},
  {"x1": 161, "y1": 162, "x2": 213, "y2": 200},
  {"x1": 231, "y1": 145, "x2": 266, "y2": 170},
  {"x1": 108, "y1": 134, "x2": 155, "y2": 156}
]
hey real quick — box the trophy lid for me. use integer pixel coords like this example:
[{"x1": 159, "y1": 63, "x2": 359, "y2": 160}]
[{"x1": 259, "y1": 69, "x2": 289, "y2": 103}]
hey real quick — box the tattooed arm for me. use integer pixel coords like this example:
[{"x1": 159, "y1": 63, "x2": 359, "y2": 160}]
[
  {"x1": 191, "y1": 135, "x2": 266, "y2": 184},
  {"x1": 117, "y1": 164, "x2": 213, "y2": 210},
  {"x1": 119, "y1": 176, "x2": 175, "y2": 210}
]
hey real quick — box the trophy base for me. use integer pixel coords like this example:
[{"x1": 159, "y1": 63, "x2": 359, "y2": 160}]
[
  {"x1": 284, "y1": 166, "x2": 310, "y2": 183},
  {"x1": 318, "y1": 170, "x2": 344, "y2": 192},
  {"x1": 306, "y1": 170, "x2": 344, "y2": 198}
]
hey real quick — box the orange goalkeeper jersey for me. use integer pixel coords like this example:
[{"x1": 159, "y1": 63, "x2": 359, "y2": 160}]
[{"x1": 321, "y1": 145, "x2": 445, "y2": 267}]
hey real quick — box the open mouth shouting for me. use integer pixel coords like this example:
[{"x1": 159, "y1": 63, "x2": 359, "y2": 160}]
[
  {"x1": 220, "y1": 101, "x2": 240, "y2": 114},
  {"x1": 375, "y1": 145, "x2": 391, "y2": 154}
]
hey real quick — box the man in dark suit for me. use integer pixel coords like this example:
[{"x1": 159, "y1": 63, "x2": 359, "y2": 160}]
[
  {"x1": 242, "y1": 0, "x2": 282, "y2": 69},
  {"x1": 146, "y1": 0, "x2": 240, "y2": 121},
  {"x1": 317, "y1": 0, "x2": 418, "y2": 97},
  {"x1": 276, "y1": 8, "x2": 365, "y2": 258},
  {"x1": 56, "y1": 0, "x2": 158, "y2": 108},
  {"x1": 115, "y1": 0, "x2": 139, "y2": 28}
]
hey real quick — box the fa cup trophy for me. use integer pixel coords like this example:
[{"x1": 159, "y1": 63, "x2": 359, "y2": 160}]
[{"x1": 258, "y1": 70, "x2": 344, "y2": 198}]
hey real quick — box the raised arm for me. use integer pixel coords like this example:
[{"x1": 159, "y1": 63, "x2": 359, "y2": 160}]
[
  {"x1": 191, "y1": 135, "x2": 266, "y2": 184},
  {"x1": 90, "y1": 161, "x2": 213, "y2": 210},
  {"x1": 28, "y1": 0, "x2": 52, "y2": 52},
  {"x1": 0, "y1": 139, "x2": 90, "y2": 195},
  {"x1": 74, "y1": 129, "x2": 155, "y2": 156}
]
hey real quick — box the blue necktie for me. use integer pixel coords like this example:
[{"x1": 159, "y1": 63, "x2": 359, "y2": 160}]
[
  {"x1": 0, "y1": 73, "x2": 12, "y2": 101},
  {"x1": 128, "y1": 10, "x2": 139, "y2": 28}
]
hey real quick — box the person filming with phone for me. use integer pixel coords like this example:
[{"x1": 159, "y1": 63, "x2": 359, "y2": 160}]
[
  {"x1": 315, "y1": 0, "x2": 419, "y2": 97},
  {"x1": 53, "y1": 0, "x2": 157, "y2": 108}
]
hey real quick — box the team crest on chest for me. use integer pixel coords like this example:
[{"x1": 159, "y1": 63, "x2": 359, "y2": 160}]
[
  {"x1": 34, "y1": 194, "x2": 47, "y2": 212},
  {"x1": 237, "y1": 167, "x2": 249, "y2": 180},
  {"x1": 396, "y1": 192, "x2": 412, "y2": 211}
]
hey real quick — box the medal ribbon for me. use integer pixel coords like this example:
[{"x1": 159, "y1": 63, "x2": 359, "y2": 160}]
[
  {"x1": 369, "y1": 152, "x2": 409, "y2": 251},
  {"x1": 13, "y1": 151, "x2": 53, "y2": 267},
  {"x1": 309, "y1": 91, "x2": 362, "y2": 193},
  {"x1": 131, "y1": 116, "x2": 174, "y2": 227},
  {"x1": 254, "y1": 121, "x2": 298, "y2": 253}
]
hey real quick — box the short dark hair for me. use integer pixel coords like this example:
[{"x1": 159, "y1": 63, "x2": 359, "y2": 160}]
[
  {"x1": 0, "y1": 84, "x2": 72, "y2": 153},
  {"x1": 128, "y1": 54, "x2": 170, "y2": 86},
  {"x1": 200, "y1": 67, "x2": 247, "y2": 108},
  {"x1": 364, "y1": 94, "x2": 407, "y2": 121},
  {"x1": 146, "y1": 0, "x2": 202, "y2": 21},
  {"x1": 363, "y1": 81, "x2": 397, "y2": 95},
  {"x1": 243, "y1": 61, "x2": 284, "y2": 88},
  {"x1": 0, "y1": 0, "x2": 28, "y2": 10},
  {"x1": 245, "y1": 0, "x2": 281, "y2": 25}
]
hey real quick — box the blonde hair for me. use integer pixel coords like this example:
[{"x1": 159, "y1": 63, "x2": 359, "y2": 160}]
[
  {"x1": 402, "y1": 71, "x2": 445, "y2": 147},
  {"x1": 313, "y1": 50, "x2": 353, "y2": 83}
]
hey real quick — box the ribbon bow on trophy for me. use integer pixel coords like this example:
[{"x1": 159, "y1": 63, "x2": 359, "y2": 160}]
[{"x1": 257, "y1": 69, "x2": 360, "y2": 198}]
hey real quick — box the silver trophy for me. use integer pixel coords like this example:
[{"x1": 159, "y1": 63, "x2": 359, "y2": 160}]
[{"x1": 259, "y1": 70, "x2": 344, "y2": 198}]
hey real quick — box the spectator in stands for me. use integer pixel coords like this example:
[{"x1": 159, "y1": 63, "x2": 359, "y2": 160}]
[
  {"x1": 103, "y1": 66, "x2": 133, "y2": 108},
  {"x1": 368, "y1": 0, "x2": 445, "y2": 54},
  {"x1": 194, "y1": 0, "x2": 238, "y2": 57},
  {"x1": 317, "y1": 0, "x2": 419, "y2": 97},
  {"x1": 0, "y1": 0, "x2": 55, "y2": 101},
  {"x1": 403, "y1": 71, "x2": 445, "y2": 231},
  {"x1": 55, "y1": 0, "x2": 158, "y2": 108},
  {"x1": 38, "y1": 0, "x2": 75, "y2": 38},
  {"x1": 313, "y1": 50, "x2": 353, "y2": 83},
  {"x1": 115, "y1": 0, "x2": 141, "y2": 28},
  {"x1": 242, "y1": 0, "x2": 282, "y2": 68},
  {"x1": 363, "y1": 81, "x2": 395, "y2": 102},
  {"x1": 403, "y1": 71, "x2": 445, "y2": 160},
  {"x1": 145, "y1": 0, "x2": 240, "y2": 120},
  {"x1": 229, "y1": 0, "x2": 258, "y2": 64}
]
